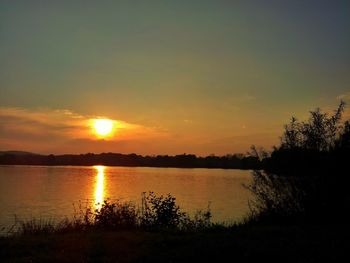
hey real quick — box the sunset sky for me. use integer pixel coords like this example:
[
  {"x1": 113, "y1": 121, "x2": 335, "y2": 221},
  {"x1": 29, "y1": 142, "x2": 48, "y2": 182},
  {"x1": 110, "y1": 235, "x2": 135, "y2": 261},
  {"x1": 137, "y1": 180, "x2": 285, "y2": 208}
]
[{"x1": 1, "y1": 1, "x2": 349, "y2": 155}]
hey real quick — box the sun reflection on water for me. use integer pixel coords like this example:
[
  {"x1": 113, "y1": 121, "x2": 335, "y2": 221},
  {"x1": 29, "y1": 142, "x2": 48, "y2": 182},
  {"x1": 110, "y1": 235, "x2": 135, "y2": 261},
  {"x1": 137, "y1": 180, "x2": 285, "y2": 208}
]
[{"x1": 94, "y1": 165, "x2": 106, "y2": 210}]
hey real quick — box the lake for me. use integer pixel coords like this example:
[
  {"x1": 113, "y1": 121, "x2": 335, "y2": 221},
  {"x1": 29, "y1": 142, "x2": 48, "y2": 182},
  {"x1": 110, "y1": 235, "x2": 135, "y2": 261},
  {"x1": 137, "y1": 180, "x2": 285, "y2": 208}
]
[{"x1": 0, "y1": 165, "x2": 253, "y2": 233}]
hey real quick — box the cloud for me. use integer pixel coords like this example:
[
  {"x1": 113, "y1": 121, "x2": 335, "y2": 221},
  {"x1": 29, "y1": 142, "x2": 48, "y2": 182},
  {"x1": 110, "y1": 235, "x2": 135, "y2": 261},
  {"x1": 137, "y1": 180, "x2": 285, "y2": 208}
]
[
  {"x1": 0, "y1": 105, "x2": 282, "y2": 156},
  {"x1": 337, "y1": 92, "x2": 350, "y2": 101},
  {"x1": 0, "y1": 107, "x2": 167, "y2": 154}
]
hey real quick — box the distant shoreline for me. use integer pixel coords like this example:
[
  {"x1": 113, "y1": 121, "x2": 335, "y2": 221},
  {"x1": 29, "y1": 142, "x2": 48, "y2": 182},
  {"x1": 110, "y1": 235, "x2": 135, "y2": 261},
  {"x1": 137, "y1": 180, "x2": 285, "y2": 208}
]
[
  {"x1": 0, "y1": 163, "x2": 254, "y2": 170},
  {"x1": 0, "y1": 152, "x2": 261, "y2": 170}
]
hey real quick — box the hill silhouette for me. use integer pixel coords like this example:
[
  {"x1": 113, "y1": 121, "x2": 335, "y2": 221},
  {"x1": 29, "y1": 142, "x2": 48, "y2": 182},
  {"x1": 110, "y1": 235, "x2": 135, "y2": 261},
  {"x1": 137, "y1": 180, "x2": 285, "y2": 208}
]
[{"x1": 0, "y1": 151, "x2": 38, "y2": 156}]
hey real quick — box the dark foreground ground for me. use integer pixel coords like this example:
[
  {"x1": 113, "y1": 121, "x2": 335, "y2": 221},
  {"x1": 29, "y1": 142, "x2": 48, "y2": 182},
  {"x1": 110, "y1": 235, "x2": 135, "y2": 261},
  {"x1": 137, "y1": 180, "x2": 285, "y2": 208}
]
[{"x1": 1, "y1": 224, "x2": 348, "y2": 263}]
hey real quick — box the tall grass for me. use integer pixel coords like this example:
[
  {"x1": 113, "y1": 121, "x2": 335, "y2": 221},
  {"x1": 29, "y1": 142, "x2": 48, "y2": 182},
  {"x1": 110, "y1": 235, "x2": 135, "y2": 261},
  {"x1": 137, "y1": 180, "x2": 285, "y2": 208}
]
[{"x1": 244, "y1": 170, "x2": 306, "y2": 225}]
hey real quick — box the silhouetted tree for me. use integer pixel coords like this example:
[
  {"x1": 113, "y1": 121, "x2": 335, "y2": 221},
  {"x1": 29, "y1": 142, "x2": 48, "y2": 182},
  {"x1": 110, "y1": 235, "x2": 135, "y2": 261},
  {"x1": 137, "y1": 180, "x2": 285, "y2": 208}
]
[
  {"x1": 248, "y1": 102, "x2": 350, "y2": 224},
  {"x1": 281, "y1": 101, "x2": 346, "y2": 151}
]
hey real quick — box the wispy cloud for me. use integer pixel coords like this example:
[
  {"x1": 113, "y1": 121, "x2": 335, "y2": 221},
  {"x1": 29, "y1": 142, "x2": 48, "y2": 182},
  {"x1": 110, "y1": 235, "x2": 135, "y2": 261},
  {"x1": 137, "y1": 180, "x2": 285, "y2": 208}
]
[{"x1": 337, "y1": 92, "x2": 350, "y2": 101}]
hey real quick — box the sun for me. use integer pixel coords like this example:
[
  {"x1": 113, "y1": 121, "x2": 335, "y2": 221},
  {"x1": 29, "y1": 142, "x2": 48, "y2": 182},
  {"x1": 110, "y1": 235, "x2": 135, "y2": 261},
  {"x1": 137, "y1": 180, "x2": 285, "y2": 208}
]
[{"x1": 93, "y1": 119, "x2": 114, "y2": 137}]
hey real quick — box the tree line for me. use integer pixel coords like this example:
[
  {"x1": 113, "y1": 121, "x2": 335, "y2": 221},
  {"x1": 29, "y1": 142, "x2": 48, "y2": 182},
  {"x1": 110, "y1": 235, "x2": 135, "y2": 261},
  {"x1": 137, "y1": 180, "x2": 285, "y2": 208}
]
[{"x1": 0, "y1": 152, "x2": 261, "y2": 169}]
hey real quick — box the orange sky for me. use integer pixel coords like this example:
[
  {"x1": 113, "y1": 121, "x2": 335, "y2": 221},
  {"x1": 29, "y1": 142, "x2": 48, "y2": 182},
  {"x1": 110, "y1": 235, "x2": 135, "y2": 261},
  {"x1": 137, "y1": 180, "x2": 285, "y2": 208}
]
[
  {"x1": 0, "y1": 2, "x2": 349, "y2": 155},
  {"x1": 0, "y1": 106, "x2": 280, "y2": 155},
  {"x1": 1, "y1": 103, "x2": 349, "y2": 156}
]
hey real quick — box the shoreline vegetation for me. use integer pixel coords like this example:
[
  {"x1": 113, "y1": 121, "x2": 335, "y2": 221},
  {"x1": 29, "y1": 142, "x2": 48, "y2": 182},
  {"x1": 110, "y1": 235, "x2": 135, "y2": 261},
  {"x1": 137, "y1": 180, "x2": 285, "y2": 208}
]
[
  {"x1": 0, "y1": 193, "x2": 348, "y2": 262},
  {"x1": 1, "y1": 102, "x2": 349, "y2": 262},
  {"x1": 0, "y1": 151, "x2": 261, "y2": 169},
  {"x1": 5, "y1": 192, "x2": 215, "y2": 237}
]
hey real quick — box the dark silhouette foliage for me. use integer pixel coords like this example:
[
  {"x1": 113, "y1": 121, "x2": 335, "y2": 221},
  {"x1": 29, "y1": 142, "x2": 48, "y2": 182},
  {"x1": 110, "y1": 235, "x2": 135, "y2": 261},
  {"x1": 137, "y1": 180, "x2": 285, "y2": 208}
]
[
  {"x1": 0, "y1": 152, "x2": 261, "y2": 169},
  {"x1": 248, "y1": 102, "x2": 350, "y2": 224},
  {"x1": 94, "y1": 200, "x2": 138, "y2": 229},
  {"x1": 281, "y1": 101, "x2": 346, "y2": 151},
  {"x1": 140, "y1": 192, "x2": 185, "y2": 228},
  {"x1": 13, "y1": 192, "x2": 213, "y2": 235}
]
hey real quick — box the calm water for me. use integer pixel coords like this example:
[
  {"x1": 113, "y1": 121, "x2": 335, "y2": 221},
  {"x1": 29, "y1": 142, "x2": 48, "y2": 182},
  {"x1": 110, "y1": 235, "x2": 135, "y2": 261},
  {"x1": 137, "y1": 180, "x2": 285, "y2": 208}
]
[{"x1": 0, "y1": 165, "x2": 253, "y2": 231}]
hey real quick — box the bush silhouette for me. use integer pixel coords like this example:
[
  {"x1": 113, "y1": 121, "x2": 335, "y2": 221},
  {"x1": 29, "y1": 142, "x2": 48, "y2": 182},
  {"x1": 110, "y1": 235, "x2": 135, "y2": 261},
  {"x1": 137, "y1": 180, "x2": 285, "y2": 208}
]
[
  {"x1": 94, "y1": 200, "x2": 138, "y2": 229},
  {"x1": 140, "y1": 192, "x2": 186, "y2": 228},
  {"x1": 281, "y1": 101, "x2": 346, "y2": 151},
  {"x1": 247, "y1": 102, "x2": 350, "y2": 224}
]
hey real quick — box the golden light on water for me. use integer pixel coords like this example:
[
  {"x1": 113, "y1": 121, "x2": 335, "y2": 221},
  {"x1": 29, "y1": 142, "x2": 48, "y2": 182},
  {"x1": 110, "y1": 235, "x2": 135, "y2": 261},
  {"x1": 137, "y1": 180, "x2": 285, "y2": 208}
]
[
  {"x1": 94, "y1": 165, "x2": 106, "y2": 209},
  {"x1": 92, "y1": 119, "x2": 115, "y2": 138}
]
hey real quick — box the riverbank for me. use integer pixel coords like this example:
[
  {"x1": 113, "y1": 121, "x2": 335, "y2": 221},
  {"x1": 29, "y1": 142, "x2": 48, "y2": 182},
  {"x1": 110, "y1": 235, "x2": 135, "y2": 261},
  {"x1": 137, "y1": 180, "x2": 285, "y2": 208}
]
[{"x1": 1, "y1": 224, "x2": 348, "y2": 262}]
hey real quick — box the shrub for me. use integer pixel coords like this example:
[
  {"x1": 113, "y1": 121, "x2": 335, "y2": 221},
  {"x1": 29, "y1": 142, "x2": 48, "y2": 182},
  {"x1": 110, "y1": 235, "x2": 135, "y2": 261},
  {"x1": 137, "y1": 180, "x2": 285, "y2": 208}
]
[
  {"x1": 94, "y1": 200, "x2": 138, "y2": 229},
  {"x1": 281, "y1": 101, "x2": 346, "y2": 151},
  {"x1": 247, "y1": 102, "x2": 350, "y2": 224},
  {"x1": 140, "y1": 192, "x2": 186, "y2": 228}
]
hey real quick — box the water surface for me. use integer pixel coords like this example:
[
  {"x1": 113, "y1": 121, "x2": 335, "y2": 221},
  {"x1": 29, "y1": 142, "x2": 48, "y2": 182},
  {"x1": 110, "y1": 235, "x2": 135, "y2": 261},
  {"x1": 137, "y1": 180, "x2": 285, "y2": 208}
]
[{"x1": 0, "y1": 165, "x2": 253, "y2": 231}]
